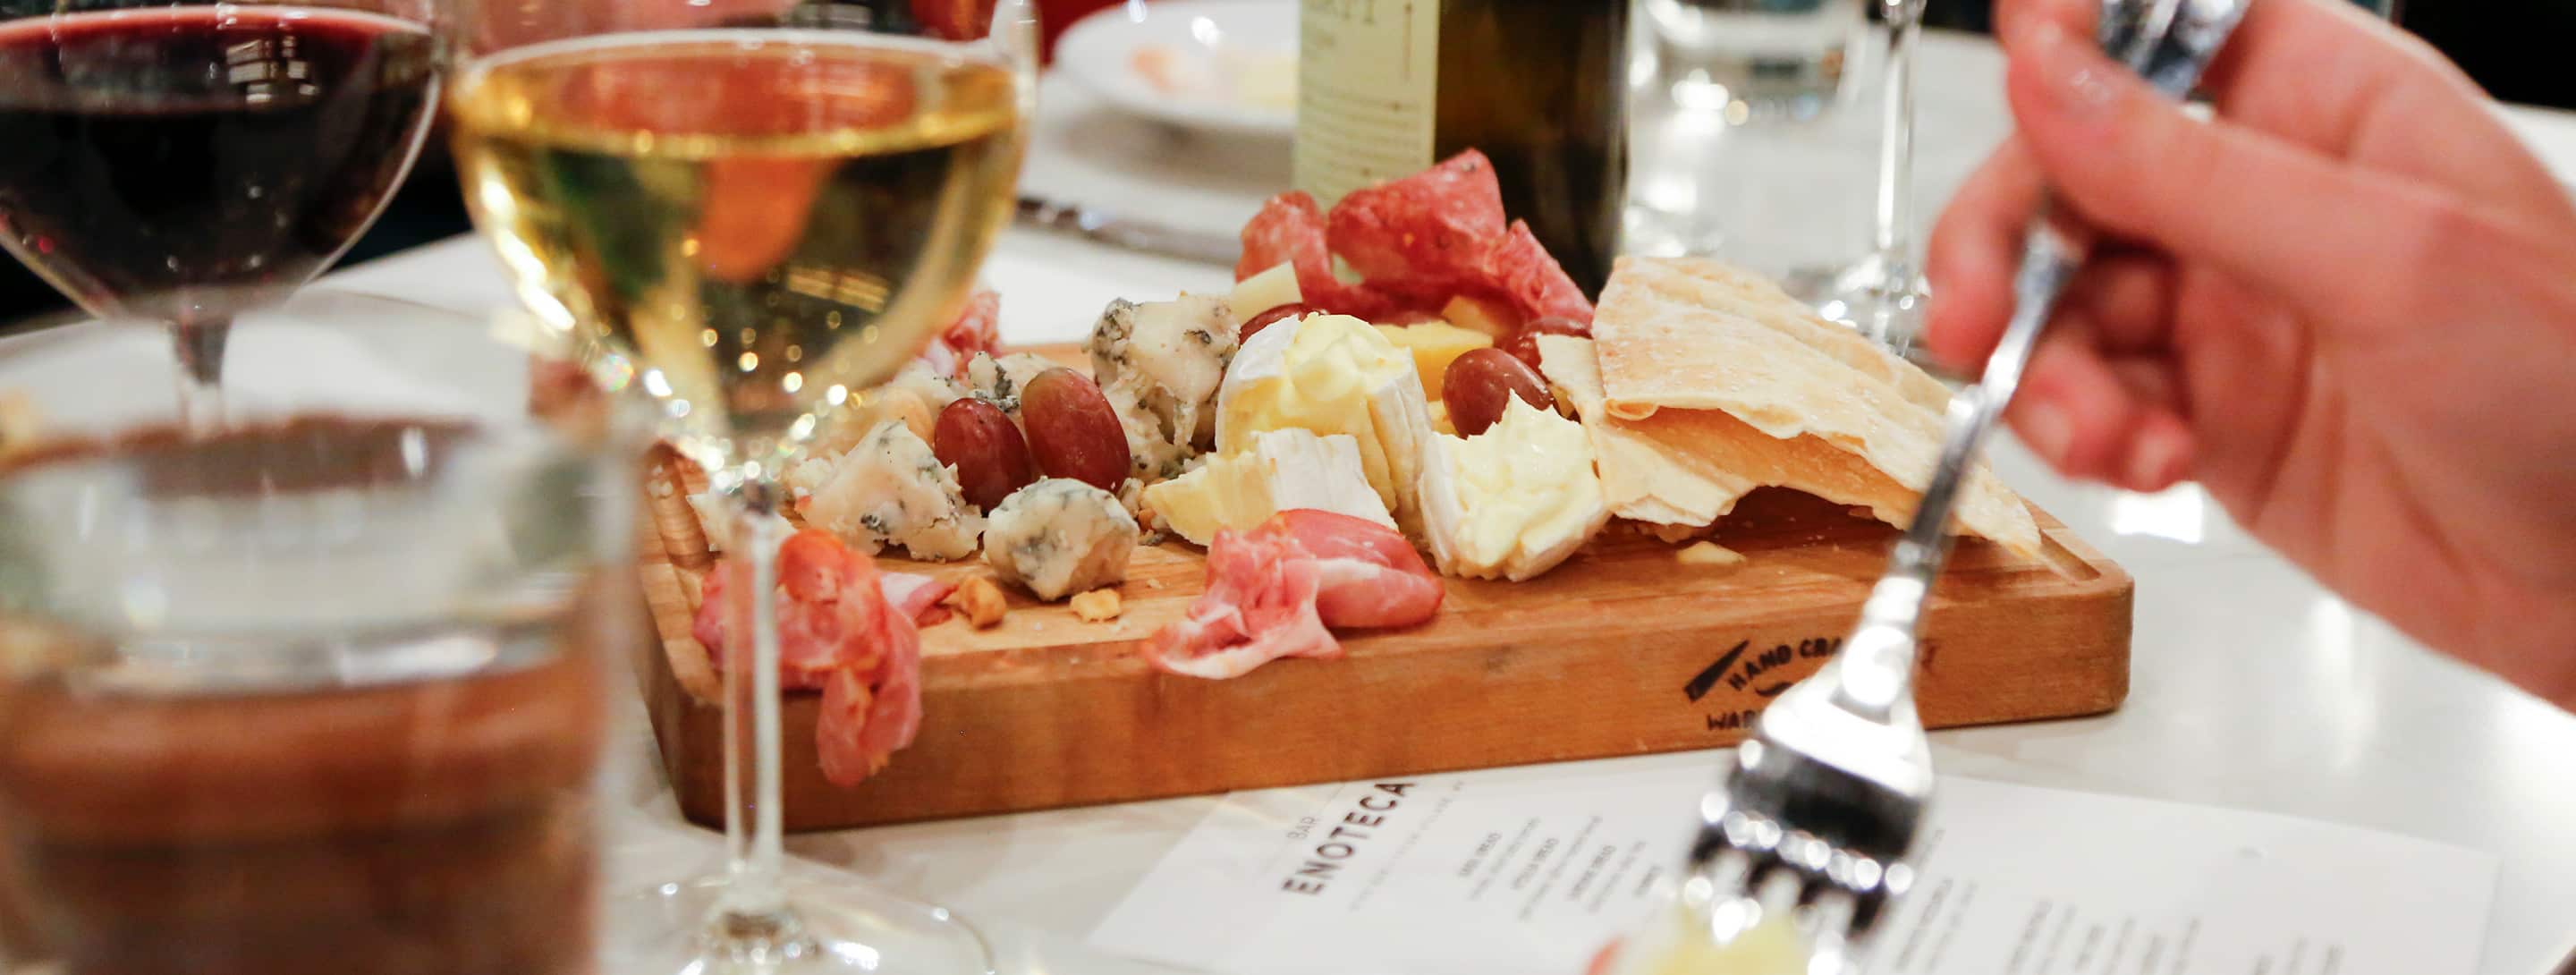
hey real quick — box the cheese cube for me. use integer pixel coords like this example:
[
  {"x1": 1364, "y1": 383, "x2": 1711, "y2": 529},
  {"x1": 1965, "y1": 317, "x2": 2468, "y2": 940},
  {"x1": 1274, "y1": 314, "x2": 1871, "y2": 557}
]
[
  {"x1": 1227, "y1": 261, "x2": 1304, "y2": 326},
  {"x1": 1374, "y1": 321, "x2": 1494, "y2": 401}
]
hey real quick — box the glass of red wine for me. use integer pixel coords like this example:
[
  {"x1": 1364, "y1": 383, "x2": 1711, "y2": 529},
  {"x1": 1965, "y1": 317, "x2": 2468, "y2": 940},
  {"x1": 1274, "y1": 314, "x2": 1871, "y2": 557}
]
[{"x1": 0, "y1": 0, "x2": 443, "y2": 432}]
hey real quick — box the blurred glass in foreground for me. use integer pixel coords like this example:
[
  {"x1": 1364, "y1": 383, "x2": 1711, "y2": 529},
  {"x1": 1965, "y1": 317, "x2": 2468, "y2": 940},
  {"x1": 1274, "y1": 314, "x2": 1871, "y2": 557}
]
[{"x1": 0, "y1": 292, "x2": 637, "y2": 975}]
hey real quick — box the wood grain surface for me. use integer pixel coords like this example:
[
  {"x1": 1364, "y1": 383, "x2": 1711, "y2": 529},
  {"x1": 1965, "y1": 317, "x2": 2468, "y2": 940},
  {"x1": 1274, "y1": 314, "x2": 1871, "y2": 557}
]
[{"x1": 631, "y1": 352, "x2": 2133, "y2": 831}]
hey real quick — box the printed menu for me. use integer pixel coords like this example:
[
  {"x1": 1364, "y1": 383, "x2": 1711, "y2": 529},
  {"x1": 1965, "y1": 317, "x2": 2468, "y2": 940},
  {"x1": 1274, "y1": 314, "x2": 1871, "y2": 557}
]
[{"x1": 1089, "y1": 754, "x2": 2495, "y2": 975}]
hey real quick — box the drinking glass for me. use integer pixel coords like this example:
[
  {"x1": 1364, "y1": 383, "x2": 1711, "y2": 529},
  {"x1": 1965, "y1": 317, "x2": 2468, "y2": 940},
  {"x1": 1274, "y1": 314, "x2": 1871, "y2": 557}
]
[
  {"x1": 444, "y1": 1, "x2": 1036, "y2": 971},
  {"x1": 0, "y1": 0, "x2": 445, "y2": 432},
  {"x1": 1785, "y1": 0, "x2": 1929, "y2": 351},
  {"x1": 0, "y1": 292, "x2": 634, "y2": 975}
]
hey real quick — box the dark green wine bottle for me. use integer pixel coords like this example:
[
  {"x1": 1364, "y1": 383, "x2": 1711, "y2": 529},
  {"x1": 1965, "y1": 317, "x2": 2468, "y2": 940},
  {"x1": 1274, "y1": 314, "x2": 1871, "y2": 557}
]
[{"x1": 1294, "y1": 0, "x2": 1629, "y2": 296}]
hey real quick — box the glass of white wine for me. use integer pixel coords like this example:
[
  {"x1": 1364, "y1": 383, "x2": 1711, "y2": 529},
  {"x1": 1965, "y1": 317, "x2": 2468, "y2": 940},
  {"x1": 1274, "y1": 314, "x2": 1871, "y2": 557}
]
[{"x1": 443, "y1": 1, "x2": 1035, "y2": 971}]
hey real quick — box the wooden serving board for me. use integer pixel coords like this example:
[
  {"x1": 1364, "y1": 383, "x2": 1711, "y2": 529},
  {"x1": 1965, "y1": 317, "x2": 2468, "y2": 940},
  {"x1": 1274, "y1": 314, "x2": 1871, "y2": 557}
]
[{"x1": 631, "y1": 352, "x2": 2133, "y2": 832}]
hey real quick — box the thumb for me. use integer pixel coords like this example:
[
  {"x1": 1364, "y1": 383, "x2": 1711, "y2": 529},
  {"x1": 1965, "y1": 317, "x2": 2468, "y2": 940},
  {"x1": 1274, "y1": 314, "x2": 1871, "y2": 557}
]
[{"x1": 2001, "y1": 18, "x2": 2450, "y2": 327}]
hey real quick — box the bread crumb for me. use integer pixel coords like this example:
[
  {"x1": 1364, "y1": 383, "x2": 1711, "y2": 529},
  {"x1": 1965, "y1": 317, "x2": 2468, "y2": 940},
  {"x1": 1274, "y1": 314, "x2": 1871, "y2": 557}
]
[
  {"x1": 944, "y1": 576, "x2": 1008, "y2": 630},
  {"x1": 1144, "y1": 578, "x2": 1166, "y2": 590},
  {"x1": 1644, "y1": 521, "x2": 1710, "y2": 544},
  {"x1": 1070, "y1": 588, "x2": 1123, "y2": 622},
  {"x1": 1676, "y1": 541, "x2": 1746, "y2": 568}
]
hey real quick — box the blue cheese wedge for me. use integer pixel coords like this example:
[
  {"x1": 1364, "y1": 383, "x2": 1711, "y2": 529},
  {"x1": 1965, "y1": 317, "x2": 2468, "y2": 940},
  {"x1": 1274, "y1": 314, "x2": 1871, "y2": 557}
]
[
  {"x1": 803, "y1": 420, "x2": 984, "y2": 561},
  {"x1": 983, "y1": 478, "x2": 1140, "y2": 601},
  {"x1": 1216, "y1": 313, "x2": 1434, "y2": 531},
  {"x1": 964, "y1": 351, "x2": 1061, "y2": 423},
  {"x1": 1087, "y1": 294, "x2": 1238, "y2": 480},
  {"x1": 1140, "y1": 428, "x2": 1394, "y2": 546},
  {"x1": 1417, "y1": 397, "x2": 1610, "y2": 581}
]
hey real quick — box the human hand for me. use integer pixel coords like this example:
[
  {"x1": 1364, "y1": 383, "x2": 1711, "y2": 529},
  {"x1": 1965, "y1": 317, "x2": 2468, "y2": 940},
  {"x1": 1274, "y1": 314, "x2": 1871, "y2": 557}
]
[{"x1": 1926, "y1": 0, "x2": 2576, "y2": 707}]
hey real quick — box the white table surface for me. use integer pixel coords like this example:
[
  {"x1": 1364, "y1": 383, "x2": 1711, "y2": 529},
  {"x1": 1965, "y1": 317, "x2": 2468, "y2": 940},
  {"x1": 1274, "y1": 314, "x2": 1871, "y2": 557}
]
[{"x1": 317, "y1": 29, "x2": 2576, "y2": 975}]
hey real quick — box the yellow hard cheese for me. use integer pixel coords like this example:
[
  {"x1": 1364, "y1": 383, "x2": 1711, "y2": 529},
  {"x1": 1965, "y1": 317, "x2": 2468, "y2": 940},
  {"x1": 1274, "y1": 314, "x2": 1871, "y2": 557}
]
[
  {"x1": 1142, "y1": 428, "x2": 1394, "y2": 546},
  {"x1": 1417, "y1": 397, "x2": 1609, "y2": 581},
  {"x1": 1227, "y1": 261, "x2": 1303, "y2": 326},
  {"x1": 1216, "y1": 313, "x2": 1433, "y2": 527},
  {"x1": 1374, "y1": 321, "x2": 1492, "y2": 400}
]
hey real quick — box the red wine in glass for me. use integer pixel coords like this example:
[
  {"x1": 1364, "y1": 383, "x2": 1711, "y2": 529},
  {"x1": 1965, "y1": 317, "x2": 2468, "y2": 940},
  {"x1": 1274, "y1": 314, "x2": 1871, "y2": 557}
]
[{"x1": 0, "y1": 5, "x2": 438, "y2": 428}]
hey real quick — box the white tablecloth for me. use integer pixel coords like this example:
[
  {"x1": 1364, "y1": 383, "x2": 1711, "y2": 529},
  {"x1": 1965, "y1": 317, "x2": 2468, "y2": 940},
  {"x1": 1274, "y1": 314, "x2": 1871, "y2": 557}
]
[{"x1": 274, "y1": 29, "x2": 2576, "y2": 975}]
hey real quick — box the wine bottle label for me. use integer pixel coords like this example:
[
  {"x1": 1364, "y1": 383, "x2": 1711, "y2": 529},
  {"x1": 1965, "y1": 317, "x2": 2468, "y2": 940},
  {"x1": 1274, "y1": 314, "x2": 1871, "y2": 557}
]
[{"x1": 1292, "y1": 0, "x2": 1439, "y2": 208}]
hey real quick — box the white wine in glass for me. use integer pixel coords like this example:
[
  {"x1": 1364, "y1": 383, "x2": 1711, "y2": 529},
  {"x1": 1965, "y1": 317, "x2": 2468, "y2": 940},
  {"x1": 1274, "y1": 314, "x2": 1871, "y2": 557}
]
[{"x1": 446, "y1": 3, "x2": 1034, "y2": 971}]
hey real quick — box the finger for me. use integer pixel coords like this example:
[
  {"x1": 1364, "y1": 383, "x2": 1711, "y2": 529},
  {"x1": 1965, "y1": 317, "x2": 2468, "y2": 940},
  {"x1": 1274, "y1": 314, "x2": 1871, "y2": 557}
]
[
  {"x1": 1924, "y1": 140, "x2": 2046, "y2": 372},
  {"x1": 2005, "y1": 0, "x2": 2576, "y2": 234},
  {"x1": 1992, "y1": 0, "x2": 2090, "y2": 51},
  {"x1": 2008, "y1": 325, "x2": 2195, "y2": 490},
  {"x1": 2001, "y1": 19, "x2": 2464, "y2": 330},
  {"x1": 2058, "y1": 250, "x2": 2176, "y2": 355}
]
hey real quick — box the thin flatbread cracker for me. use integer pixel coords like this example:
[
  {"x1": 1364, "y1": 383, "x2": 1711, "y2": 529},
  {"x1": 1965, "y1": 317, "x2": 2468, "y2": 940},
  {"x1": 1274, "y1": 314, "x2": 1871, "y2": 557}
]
[
  {"x1": 1545, "y1": 335, "x2": 2040, "y2": 558},
  {"x1": 1589, "y1": 258, "x2": 2036, "y2": 554},
  {"x1": 1538, "y1": 335, "x2": 1750, "y2": 526}
]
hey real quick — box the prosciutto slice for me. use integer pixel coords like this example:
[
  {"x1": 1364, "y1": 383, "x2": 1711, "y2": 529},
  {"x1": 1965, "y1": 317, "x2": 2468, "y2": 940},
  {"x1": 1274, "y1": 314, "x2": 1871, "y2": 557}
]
[
  {"x1": 692, "y1": 530, "x2": 925, "y2": 786},
  {"x1": 1145, "y1": 510, "x2": 1443, "y2": 679}
]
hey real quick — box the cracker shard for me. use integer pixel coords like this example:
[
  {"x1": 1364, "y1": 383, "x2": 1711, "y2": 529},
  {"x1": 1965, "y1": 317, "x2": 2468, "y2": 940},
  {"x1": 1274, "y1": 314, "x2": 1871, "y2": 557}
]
[{"x1": 1544, "y1": 257, "x2": 2040, "y2": 557}]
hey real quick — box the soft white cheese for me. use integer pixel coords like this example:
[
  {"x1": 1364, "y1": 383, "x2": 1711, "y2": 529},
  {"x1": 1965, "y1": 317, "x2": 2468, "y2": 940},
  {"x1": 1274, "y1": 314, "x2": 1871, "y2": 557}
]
[
  {"x1": 1141, "y1": 428, "x2": 1394, "y2": 546},
  {"x1": 1417, "y1": 397, "x2": 1609, "y2": 581},
  {"x1": 1215, "y1": 313, "x2": 1434, "y2": 531}
]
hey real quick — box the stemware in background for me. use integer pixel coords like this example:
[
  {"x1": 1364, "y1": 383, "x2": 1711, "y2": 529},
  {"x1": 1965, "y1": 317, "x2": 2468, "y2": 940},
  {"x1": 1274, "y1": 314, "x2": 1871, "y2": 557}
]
[
  {"x1": 0, "y1": 1, "x2": 443, "y2": 431},
  {"x1": 444, "y1": 0, "x2": 1036, "y2": 971},
  {"x1": 1625, "y1": 0, "x2": 1868, "y2": 265},
  {"x1": 1783, "y1": 0, "x2": 1931, "y2": 351},
  {"x1": 0, "y1": 293, "x2": 633, "y2": 975}
]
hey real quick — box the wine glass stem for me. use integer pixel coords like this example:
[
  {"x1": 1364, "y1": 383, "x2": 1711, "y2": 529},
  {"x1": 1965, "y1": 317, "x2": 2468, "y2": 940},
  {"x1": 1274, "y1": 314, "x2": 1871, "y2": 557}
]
[
  {"x1": 1869, "y1": 0, "x2": 1923, "y2": 272},
  {"x1": 717, "y1": 484, "x2": 797, "y2": 940},
  {"x1": 173, "y1": 317, "x2": 231, "y2": 435}
]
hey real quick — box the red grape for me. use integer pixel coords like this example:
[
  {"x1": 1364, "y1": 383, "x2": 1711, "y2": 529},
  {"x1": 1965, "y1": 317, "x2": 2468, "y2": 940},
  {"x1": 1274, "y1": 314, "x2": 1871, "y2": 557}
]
[
  {"x1": 1239, "y1": 303, "x2": 1318, "y2": 342},
  {"x1": 1444, "y1": 346, "x2": 1555, "y2": 437},
  {"x1": 932, "y1": 398, "x2": 1038, "y2": 510},
  {"x1": 1497, "y1": 315, "x2": 1589, "y2": 370},
  {"x1": 1020, "y1": 368, "x2": 1131, "y2": 491}
]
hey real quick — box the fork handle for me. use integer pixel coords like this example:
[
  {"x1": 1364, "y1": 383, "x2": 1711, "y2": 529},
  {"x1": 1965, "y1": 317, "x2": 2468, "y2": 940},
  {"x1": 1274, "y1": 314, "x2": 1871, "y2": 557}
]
[{"x1": 1833, "y1": 220, "x2": 2082, "y2": 717}]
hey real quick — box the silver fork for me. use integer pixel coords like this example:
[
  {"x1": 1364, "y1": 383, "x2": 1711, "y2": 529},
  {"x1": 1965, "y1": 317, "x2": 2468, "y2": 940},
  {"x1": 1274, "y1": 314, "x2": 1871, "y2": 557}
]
[{"x1": 1664, "y1": 0, "x2": 2250, "y2": 967}]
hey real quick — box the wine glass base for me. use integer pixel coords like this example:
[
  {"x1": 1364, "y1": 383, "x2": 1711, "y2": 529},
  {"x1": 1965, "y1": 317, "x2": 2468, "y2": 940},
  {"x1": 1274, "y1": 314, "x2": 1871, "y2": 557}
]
[{"x1": 610, "y1": 872, "x2": 996, "y2": 975}]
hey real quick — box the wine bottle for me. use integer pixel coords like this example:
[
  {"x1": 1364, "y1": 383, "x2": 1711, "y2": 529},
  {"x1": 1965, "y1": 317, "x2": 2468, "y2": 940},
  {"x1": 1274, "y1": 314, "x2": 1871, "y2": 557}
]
[{"x1": 1292, "y1": 0, "x2": 1630, "y2": 296}]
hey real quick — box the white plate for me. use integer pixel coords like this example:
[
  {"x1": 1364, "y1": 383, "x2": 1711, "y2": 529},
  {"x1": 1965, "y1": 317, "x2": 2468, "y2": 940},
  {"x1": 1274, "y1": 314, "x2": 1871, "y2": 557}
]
[{"x1": 1054, "y1": 0, "x2": 1297, "y2": 138}]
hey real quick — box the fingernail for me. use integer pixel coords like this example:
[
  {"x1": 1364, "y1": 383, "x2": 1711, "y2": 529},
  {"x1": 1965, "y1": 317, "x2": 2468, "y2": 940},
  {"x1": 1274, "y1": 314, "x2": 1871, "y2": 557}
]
[
  {"x1": 2024, "y1": 20, "x2": 2123, "y2": 121},
  {"x1": 2127, "y1": 428, "x2": 2190, "y2": 488},
  {"x1": 2020, "y1": 400, "x2": 2074, "y2": 464}
]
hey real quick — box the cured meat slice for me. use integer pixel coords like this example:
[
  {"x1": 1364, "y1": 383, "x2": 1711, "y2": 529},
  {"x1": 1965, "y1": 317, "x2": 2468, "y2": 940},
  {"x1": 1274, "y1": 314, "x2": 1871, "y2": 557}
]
[
  {"x1": 1271, "y1": 510, "x2": 1444, "y2": 628},
  {"x1": 1236, "y1": 191, "x2": 1335, "y2": 294},
  {"x1": 1145, "y1": 511, "x2": 1443, "y2": 679},
  {"x1": 1144, "y1": 521, "x2": 1338, "y2": 680},
  {"x1": 939, "y1": 289, "x2": 1002, "y2": 368},
  {"x1": 1239, "y1": 151, "x2": 1593, "y2": 331},
  {"x1": 1325, "y1": 150, "x2": 1511, "y2": 285},
  {"x1": 878, "y1": 571, "x2": 957, "y2": 627},
  {"x1": 691, "y1": 530, "x2": 925, "y2": 786}
]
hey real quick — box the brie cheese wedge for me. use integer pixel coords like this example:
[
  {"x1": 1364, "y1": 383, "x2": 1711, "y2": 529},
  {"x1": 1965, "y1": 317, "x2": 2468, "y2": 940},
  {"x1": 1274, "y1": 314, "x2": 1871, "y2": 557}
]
[
  {"x1": 1141, "y1": 428, "x2": 1394, "y2": 546},
  {"x1": 1417, "y1": 397, "x2": 1609, "y2": 581},
  {"x1": 1216, "y1": 313, "x2": 1434, "y2": 530}
]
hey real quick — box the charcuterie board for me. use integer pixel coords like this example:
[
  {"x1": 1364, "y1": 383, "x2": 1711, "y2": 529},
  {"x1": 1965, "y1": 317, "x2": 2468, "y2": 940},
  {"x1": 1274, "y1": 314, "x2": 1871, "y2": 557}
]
[{"x1": 628, "y1": 345, "x2": 2132, "y2": 833}]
